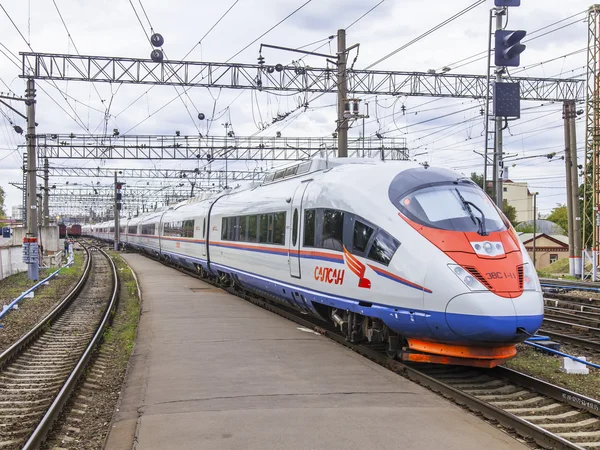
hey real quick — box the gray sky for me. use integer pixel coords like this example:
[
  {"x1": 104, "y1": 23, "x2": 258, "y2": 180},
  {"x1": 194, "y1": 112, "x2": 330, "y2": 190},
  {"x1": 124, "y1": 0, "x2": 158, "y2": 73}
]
[{"x1": 0, "y1": 0, "x2": 590, "y2": 219}]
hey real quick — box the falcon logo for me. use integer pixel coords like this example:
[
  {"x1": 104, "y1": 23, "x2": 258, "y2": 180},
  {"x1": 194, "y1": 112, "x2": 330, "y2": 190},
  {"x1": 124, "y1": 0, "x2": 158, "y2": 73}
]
[{"x1": 343, "y1": 246, "x2": 371, "y2": 289}]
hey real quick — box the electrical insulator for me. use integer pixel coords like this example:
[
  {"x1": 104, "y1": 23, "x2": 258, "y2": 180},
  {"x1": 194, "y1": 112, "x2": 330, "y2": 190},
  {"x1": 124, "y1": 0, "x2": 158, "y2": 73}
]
[
  {"x1": 352, "y1": 100, "x2": 359, "y2": 115},
  {"x1": 344, "y1": 101, "x2": 351, "y2": 118}
]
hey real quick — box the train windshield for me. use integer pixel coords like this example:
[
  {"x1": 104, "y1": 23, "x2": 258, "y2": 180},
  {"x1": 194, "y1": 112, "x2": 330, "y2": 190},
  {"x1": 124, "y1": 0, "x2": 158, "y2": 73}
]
[{"x1": 397, "y1": 183, "x2": 506, "y2": 233}]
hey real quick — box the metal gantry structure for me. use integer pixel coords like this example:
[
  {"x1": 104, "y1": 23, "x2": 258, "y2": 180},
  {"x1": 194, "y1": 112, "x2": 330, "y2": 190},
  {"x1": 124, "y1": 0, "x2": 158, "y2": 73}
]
[
  {"x1": 42, "y1": 167, "x2": 267, "y2": 181},
  {"x1": 18, "y1": 49, "x2": 586, "y2": 249},
  {"x1": 33, "y1": 134, "x2": 409, "y2": 160},
  {"x1": 20, "y1": 52, "x2": 584, "y2": 101}
]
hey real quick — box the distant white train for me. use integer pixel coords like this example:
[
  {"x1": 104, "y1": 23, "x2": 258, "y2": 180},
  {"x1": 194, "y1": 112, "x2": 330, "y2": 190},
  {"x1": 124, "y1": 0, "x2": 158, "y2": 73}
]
[{"x1": 85, "y1": 157, "x2": 543, "y2": 367}]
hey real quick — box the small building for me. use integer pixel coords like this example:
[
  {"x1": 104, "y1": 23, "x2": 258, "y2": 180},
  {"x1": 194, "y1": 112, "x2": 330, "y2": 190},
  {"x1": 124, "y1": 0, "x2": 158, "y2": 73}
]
[
  {"x1": 518, "y1": 233, "x2": 569, "y2": 270},
  {"x1": 11, "y1": 205, "x2": 23, "y2": 222},
  {"x1": 503, "y1": 180, "x2": 534, "y2": 223}
]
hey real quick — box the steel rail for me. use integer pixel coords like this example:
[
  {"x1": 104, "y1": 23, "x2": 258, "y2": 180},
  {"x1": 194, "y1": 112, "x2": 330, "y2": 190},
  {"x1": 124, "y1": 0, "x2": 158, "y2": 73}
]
[
  {"x1": 539, "y1": 328, "x2": 600, "y2": 351},
  {"x1": 0, "y1": 246, "x2": 91, "y2": 369},
  {"x1": 21, "y1": 246, "x2": 119, "y2": 449}
]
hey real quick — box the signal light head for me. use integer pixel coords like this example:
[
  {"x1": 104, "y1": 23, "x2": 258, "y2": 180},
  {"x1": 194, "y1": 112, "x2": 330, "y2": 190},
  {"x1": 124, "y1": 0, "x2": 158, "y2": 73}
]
[{"x1": 495, "y1": 30, "x2": 527, "y2": 67}]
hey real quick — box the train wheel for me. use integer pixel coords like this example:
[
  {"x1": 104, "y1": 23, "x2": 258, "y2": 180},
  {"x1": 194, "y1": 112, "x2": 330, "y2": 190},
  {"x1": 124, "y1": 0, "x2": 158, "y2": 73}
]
[
  {"x1": 386, "y1": 335, "x2": 400, "y2": 359},
  {"x1": 218, "y1": 272, "x2": 233, "y2": 288}
]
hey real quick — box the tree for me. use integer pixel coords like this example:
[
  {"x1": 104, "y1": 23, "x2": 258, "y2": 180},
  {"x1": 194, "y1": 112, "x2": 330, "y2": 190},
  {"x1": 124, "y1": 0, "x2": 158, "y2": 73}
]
[
  {"x1": 516, "y1": 222, "x2": 540, "y2": 233},
  {"x1": 502, "y1": 199, "x2": 517, "y2": 226},
  {"x1": 470, "y1": 172, "x2": 492, "y2": 196},
  {"x1": 0, "y1": 186, "x2": 5, "y2": 218},
  {"x1": 546, "y1": 204, "x2": 568, "y2": 234}
]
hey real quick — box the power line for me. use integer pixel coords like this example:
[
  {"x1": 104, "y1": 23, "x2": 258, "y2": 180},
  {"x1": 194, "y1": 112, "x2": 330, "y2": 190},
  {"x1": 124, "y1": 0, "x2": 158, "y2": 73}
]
[
  {"x1": 364, "y1": 0, "x2": 486, "y2": 70},
  {"x1": 346, "y1": 0, "x2": 386, "y2": 29},
  {"x1": 442, "y1": 11, "x2": 586, "y2": 71},
  {"x1": 226, "y1": 0, "x2": 313, "y2": 63},
  {"x1": 181, "y1": 0, "x2": 241, "y2": 60}
]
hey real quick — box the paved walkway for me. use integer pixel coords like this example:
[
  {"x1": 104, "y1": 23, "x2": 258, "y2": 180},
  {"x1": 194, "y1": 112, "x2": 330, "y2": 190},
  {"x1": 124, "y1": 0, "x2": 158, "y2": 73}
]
[{"x1": 105, "y1": 254, "x2": 526, "y2": 450}]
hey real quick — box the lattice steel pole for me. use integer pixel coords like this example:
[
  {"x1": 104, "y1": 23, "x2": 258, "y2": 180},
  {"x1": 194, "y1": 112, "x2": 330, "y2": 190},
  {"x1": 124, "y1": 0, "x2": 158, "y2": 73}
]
[{"x1": 583, "y1": 5, "x2": 600, "y2": 280}]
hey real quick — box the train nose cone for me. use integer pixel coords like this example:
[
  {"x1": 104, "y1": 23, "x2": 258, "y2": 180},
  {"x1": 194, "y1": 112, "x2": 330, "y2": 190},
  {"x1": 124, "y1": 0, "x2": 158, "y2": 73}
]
[{"x1": 445, "y1": 293, "x2": 518, "y2": 342}]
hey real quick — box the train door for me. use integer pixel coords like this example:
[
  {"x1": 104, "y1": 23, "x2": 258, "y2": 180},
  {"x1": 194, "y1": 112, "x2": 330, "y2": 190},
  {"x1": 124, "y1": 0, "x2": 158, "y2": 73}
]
[
  {"x1": 201, "y1": 215, "x2": 207, "y2": 257},
  {"x1": 289, "y1": 181, "x2": 311, "y2": 278}
]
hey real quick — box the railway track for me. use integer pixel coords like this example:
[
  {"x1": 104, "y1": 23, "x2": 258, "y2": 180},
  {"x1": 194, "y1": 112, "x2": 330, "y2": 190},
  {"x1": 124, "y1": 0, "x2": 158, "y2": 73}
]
[
  {"x1": 96, "y1": 241, "x2": 599, "y2": 450},
  {"x1": 0, "y1": 244, "x2": 118, "y2": 449},
  {"x1": 540, "y1": 278, "x2": 600, "y2": 291},
  {"x1": 540, "y1": 297, "x2": 600, "y2": 356}
]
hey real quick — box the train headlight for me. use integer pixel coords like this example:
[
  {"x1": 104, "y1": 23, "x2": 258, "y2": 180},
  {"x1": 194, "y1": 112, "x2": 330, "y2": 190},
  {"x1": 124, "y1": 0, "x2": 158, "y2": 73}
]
[
  {"x1": 522, "y1": 263, "x2": 540, "y2": 291},
  {"x1": 448, "y1": 264, "x2": 488, "y2": 291}
]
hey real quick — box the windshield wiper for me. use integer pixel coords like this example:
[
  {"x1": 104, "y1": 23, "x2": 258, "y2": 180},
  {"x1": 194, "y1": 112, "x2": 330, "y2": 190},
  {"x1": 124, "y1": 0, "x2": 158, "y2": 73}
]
[{"x1": 455, "y1": 188, "x2": 488, "y2": 236}]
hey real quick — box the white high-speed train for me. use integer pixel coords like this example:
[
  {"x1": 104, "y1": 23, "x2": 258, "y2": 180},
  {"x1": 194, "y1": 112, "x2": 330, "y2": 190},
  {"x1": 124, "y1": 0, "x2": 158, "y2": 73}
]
[{"x1": 85, "y1": 157, "x2": 543, "y2": 367}]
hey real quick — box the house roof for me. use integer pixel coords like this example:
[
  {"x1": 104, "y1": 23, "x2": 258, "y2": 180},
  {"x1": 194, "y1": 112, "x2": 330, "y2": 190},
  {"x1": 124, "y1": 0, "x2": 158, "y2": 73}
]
[
  {"x1": 518, "y1": 232, "x2": 569, "y2": 247},
  {"x1": 516, "y1": 219, "x2": 566, "y2": 235}
]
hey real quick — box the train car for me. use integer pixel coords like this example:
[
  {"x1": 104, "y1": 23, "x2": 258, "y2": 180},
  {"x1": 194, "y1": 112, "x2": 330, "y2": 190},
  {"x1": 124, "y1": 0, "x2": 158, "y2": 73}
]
[
  {"x1": 68, "y1": 224, "x2": 82, "y2": 237},
  {"x1": 91, "y1": 157, "x2": 544, "y2": 367},
  {"x1": 58, "y1": 223, "x2": 67, "y2": 239}
]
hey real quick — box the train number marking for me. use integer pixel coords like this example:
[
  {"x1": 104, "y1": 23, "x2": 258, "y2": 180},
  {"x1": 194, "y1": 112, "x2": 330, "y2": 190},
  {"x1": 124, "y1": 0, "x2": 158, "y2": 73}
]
[
  {"x1": 314, "y1": 266, "x2": 345, "y2": 285},
  {"x1": 176, "y1": 242, "x2": 181, "y2": 248},
  {"x1": 485, "y1": 271, "x2": 516, "y2": 280}
]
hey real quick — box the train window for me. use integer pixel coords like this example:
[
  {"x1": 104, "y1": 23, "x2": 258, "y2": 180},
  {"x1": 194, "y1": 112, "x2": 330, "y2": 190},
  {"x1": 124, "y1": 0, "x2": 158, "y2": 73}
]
[
  {"x1": 292, "y1": 209, "x2": 299, "y2": 246},
  {"x1": 353, "y1": 220, "x2": 374, "y2": 254},
  {"x1": 273, "y1": 212, "x2": 286, "y2": 245},
  {"x1": 259, "y1": 214, "x2": 269, "y2": 243},
  {"x1": 226, "y1": 217, "x2": 235, "y2": 241},
  {"x1": 284, "y1": 166, "x2": 297, "y2": 177},
  {"x1": 367, "y1": 231, "x2": 400, "y2": 266},
  {"x1": 248, "y1": 215, "x2": 258, "y2": 242},
  {"x1": 182, "y1": 220, "x2": 194, "y2": 238},
  {"x1": 120, "y1": 226, "x2": 125, "y2": 233},
  {"x1": 110, "y1": 227, "x2": 115, "y2": 233},
  {"x1": 221, "y1": 218, "x2": 228, "y2": 240},
  {"x1": 141, "y1": 224, "x2": 155, "y2": 235},
  {"x1": 303, "y1": 209, "x2": 316, "y2": 247},
  {"x1": 321, "y1": 209, "x2": 344, "y2": 251},
  {"x1": 273, "y1": 169, "x2": 285, "y2": 180},
  {"x1": 239, "y1": 216, "x2": 248, "y2": 242},
  {"x1": 297, "y1": 161, "x2": 311, "y2": 174},
  {"x1": 128, "y1": 225, "x2": 137, "y2": 234}
]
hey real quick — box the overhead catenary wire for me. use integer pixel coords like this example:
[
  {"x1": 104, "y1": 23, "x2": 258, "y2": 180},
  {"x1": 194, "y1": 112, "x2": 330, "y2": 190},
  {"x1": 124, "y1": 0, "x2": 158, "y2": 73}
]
[{"x1": 364, "y1": 0, "x2": 486, "y2": 70}]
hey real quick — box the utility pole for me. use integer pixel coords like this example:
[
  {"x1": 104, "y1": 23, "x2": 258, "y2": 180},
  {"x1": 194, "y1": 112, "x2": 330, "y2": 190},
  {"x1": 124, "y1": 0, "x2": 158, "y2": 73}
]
[
  {"x1": 533, "y1": 192, "x2": 538, "y2": 268},
  {"x1": 337, "y1": 29, "x2": 348, "y2": 158},
  {"x1": 569, "y1": 102, "x2": 582, "y2": 277},
  {"x1": 564, "y1": 101, "x2": 575, "y2": 276},
  {"x1": 25, "y1": 78, "x2": 38, "y2": 281},
  {"x1": 114, "y1": 171, "x2": 119, "y2": 251},
  {"x1": 43, "y1": 158, "x2": 49, "y2": 226},
  {"x1": 494, "y1": 8, "x2": 505, "y2": 207}
]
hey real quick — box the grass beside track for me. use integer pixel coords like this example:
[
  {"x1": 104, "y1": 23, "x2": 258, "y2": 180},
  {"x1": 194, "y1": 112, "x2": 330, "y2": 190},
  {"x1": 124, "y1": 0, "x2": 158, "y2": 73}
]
[
  {"x1": 104, "y1": 251, "x2": 140, "y2": 364},
  {"x1": 503, "y1": 344, "x2": 600, "y2": 401},
  {"x1": 0, "y1": 251, "x2": 85, "y2": 353}
]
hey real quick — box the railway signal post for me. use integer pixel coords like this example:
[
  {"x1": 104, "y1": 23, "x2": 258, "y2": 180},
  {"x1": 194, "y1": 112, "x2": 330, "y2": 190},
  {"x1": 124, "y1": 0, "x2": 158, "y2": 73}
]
[{"x1": 491, "y1": 0, "x2": 526, "y2": 206}]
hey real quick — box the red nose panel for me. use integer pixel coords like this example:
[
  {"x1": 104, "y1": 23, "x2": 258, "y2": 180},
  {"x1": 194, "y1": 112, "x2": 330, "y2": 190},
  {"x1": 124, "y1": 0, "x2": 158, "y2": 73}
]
[{"x1": 399, "y1": 213, "x2": 524, "y2": 298}]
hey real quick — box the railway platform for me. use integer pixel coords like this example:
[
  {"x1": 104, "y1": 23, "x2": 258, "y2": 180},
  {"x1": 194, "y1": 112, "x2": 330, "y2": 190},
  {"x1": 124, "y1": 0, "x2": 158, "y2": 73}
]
[{"x1": 105, "y1": 254, "x2": 526, "y2": 450}]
